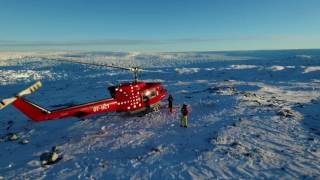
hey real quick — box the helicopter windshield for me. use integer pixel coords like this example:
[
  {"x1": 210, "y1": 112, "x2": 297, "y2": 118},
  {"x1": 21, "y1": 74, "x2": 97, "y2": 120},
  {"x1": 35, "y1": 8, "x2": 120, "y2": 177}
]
[{"x1": 143, "y1": 89, "x2": 157, "y2": 101}]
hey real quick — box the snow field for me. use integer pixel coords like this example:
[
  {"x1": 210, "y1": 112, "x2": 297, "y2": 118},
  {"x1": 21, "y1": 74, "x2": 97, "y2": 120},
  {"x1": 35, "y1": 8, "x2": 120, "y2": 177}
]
[{"x1": 0, "y1": 50, "x2": 319, "y2": 179}]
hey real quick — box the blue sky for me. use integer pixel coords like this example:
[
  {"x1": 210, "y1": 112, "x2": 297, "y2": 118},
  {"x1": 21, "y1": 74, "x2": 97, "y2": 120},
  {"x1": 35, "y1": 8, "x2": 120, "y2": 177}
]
[{"x1": 0, "y1": 0, "x2": 319, "y2": 52}]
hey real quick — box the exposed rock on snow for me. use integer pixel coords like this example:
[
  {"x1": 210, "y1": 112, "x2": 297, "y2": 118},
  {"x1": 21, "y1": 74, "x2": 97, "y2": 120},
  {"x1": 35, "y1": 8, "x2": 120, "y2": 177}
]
[
  {"x1": 277, "y1": 108, "x2": 296, "y2": 118},
  {"x1": 8, "y1": 133, "x2": 19, "y2": 141},
  {"x1": 19, "y1": 139, "x2": 29, "y2": 144},
  {"x1": 208, "y1": 86, "x2": 237, "y2": 95}
]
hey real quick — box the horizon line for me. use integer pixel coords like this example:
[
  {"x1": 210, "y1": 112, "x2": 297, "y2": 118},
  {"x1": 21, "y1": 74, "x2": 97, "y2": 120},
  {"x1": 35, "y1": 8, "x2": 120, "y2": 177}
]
[{"x1": 1, "y1": 48, "x2": 320, "y2": 54}]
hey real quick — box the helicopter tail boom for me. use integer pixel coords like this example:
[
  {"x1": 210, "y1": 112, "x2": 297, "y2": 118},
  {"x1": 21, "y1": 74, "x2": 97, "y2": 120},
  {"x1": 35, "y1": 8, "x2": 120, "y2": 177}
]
[
  {"x1": 1, "y1": 81, "x2": 119, "y2": 122},
  {"x1": 12, "y1": 97, "x2": 118, "y2": 122}
]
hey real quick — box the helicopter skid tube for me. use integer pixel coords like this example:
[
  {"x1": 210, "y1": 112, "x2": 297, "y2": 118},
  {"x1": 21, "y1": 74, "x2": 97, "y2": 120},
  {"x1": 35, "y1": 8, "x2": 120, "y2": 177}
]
[{"x1": 12, "y1": 97, "x2": 118, "y2": 122}]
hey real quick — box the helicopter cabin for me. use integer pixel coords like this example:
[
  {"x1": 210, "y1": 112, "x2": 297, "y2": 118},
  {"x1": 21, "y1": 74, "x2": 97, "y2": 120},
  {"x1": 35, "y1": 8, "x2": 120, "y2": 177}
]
[{"x1": 108, "y1": 81, "x2": 167, "y2": 112}]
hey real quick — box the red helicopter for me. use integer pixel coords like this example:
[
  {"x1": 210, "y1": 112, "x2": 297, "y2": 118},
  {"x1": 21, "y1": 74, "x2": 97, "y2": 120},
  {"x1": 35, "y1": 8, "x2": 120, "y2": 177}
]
[{"x1": 0, "y1": 60, "x2": 168, "y2": 122}]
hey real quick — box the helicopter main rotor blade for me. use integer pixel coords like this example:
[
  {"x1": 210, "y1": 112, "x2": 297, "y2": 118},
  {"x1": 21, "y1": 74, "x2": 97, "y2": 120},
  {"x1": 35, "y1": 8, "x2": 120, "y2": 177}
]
[
  {"x1": 41, "y1": 57, "x2": 133, "y2": 71},
  {"x1": 37, "y1": 57, "x2": 165, "y2": 82},
  {"x1": 139, "y1": 69, "x2": 163, "y2": 73}
]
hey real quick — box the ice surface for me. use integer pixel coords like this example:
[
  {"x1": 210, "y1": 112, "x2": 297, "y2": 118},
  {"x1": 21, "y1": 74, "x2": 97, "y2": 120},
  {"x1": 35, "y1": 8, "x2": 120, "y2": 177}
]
[
  {"x1": 0, "y1": 70, "x2": 63, "y2": 85},
  {"x1": 175, "y1": 68, "x2": 200, "y2": 74},
  {"x1": 229, "y1": 64, "x2": 258, "y2": 70},
  {"x1": 303, "y1": 66, "x2": 320, "y2": 73},
  {"x1": 0, "y1": 50, "x2": 319, "y2": 179},
  {"x1": 269, "y1": 65, "x2": 285, "y2": 71}
]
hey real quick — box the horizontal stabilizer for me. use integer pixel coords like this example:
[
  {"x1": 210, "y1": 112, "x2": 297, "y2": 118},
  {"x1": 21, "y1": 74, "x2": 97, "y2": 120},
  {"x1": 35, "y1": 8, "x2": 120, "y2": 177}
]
[{"x1": 0, "y1": 81, "x2": 42, "y2": 110}]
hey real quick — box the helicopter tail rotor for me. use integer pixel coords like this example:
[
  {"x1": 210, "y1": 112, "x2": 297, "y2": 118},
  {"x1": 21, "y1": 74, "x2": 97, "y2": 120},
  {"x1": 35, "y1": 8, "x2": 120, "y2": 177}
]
[{"x1": 0, "y1": 81, "x2": 42, "y2": 110}]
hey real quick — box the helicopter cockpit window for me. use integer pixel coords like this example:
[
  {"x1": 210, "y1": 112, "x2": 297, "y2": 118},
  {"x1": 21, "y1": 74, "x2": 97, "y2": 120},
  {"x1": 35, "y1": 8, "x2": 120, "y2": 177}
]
[
  {"x1": 108, "y1": 86, "x2": 116, "y2": 97},
  {"x1": 143, "y1": 89, "x2": 156, "y2": 102}
]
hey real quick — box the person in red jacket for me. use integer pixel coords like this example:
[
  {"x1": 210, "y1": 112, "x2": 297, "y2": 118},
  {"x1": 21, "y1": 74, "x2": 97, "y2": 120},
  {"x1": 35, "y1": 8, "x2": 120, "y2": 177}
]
[{"x1": 180, "y1": 104, "x2": 189, "y2": 128}]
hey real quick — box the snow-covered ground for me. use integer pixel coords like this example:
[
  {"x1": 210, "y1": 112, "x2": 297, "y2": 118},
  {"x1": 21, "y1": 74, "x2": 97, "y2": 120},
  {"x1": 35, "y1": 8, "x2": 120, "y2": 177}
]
[{"x1": 0, "y1": 50, "x2": 320, "y2": 179}]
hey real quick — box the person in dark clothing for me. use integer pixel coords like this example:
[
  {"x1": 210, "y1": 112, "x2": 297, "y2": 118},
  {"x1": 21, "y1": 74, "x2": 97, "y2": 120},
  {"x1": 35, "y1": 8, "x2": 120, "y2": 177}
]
[
  {"x1": 143, "y1": 96, "x2": 151, "y2": 113},
  {"x1": 180, "y1": 104, "x2": 189, "y2": 128},
  {"x1": 168, "y1": 94, "x2": 173, "y2": 113}
]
